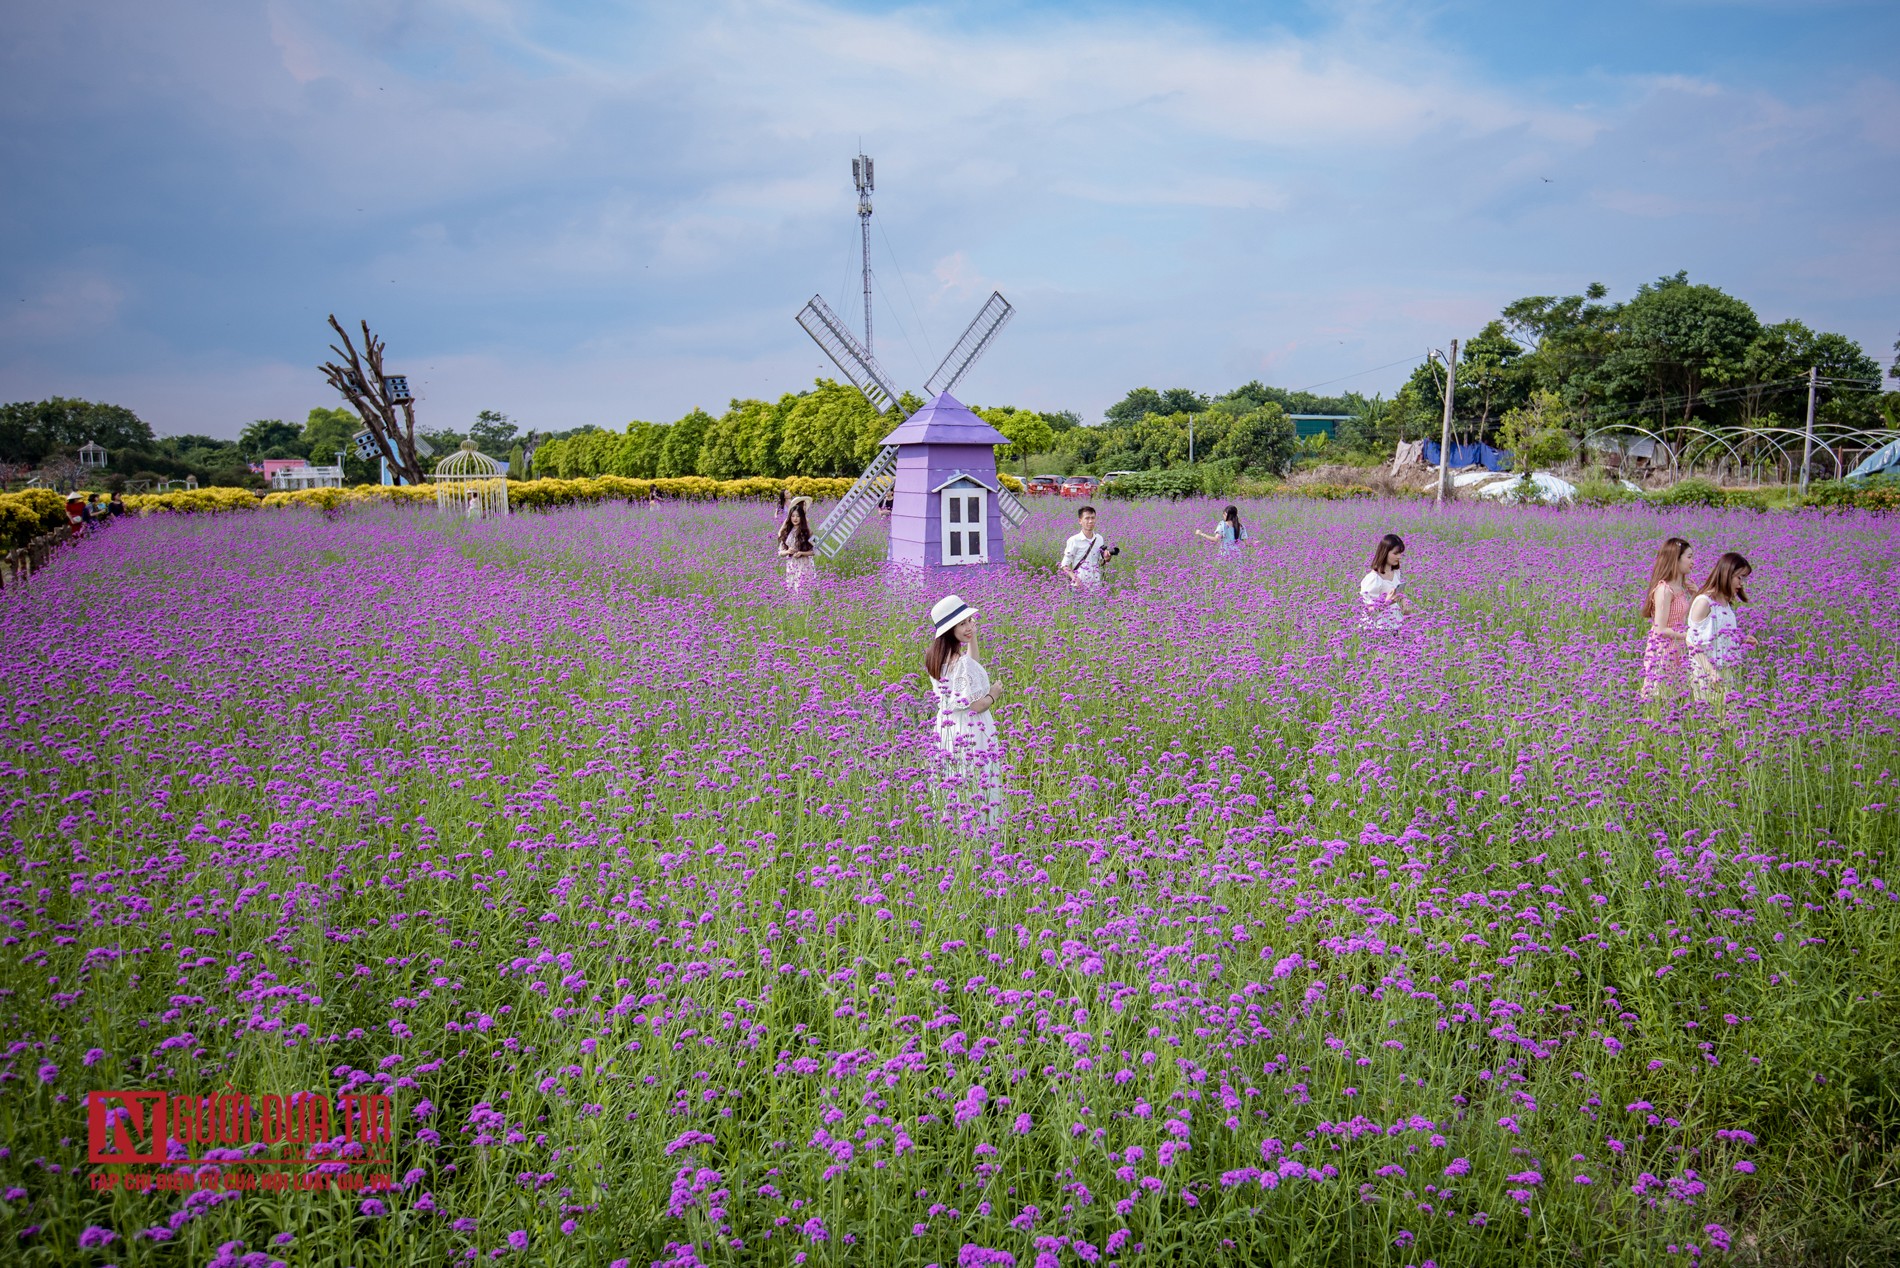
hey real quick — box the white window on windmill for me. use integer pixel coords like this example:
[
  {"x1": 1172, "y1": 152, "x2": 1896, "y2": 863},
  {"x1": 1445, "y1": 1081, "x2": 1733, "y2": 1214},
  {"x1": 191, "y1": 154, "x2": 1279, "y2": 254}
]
[
  {"x1": 79, "y1": 441, "x2": 107, "y2": 469},
  {"x1": 933, "y1": 473, "x2": 995, "y2": 565},
  {"x1": 431, "y1": 440, "x2": 510, "y2": 521}
]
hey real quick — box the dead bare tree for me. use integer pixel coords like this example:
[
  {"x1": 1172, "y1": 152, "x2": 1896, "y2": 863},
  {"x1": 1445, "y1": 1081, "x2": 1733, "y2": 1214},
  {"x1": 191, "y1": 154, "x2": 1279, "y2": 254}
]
[{"x1": 319, "y1": 316, "x2": 427, "y2": 485}]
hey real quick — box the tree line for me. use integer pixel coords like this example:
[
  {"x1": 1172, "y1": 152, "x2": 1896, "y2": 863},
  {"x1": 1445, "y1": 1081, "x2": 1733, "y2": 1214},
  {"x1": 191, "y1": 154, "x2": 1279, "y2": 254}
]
[{"x1": 1347, "y1": 273, "x2": 1892, "y2": 469}]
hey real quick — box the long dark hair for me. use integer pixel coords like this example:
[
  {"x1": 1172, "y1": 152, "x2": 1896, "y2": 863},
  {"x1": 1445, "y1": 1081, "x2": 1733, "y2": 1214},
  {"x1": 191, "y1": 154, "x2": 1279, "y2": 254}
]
[
  {"x1": 1699, "y1": 551, "x2": 1751, "y2": 606},
  {"x1": 1641, "y1": 537, "x2": 1692, "y2": 619},
  {"x1": 1369, "y1": 532, "x2": 1404, "y2": 574},
  {"x1": 1223, "y1": 505, "x2": 1243, "y2": 540},
  {"x1": 925, "y1": 627, "x2": 963, "y2": 681},
  {"x1": 779, "y1": 504, "x2": 812, "y2": 553}
]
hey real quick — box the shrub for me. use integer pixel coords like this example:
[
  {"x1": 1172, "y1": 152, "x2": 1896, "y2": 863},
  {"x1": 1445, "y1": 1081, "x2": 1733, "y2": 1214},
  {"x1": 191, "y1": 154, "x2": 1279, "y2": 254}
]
[
  {"x1": 1804, "y1": 478, "x2": 1900, "y2": 513},
  {"x1": 1644, "y1": 477, "x2": 1725, "y2": 509},
  {"x1": 0, "y1": 489, "x2": 70, "y2": 551},
  {"x1": 124, "y1": 487, "x2": 261, "y2": 515},
  {"x1": 1100, "y1": 469, "x2": 1203, "y2": 500},
  {"x1": 1722, "y1": 488, "x2": 1770, "y2": 513},
  {"x1": 1280, "y1": 482, "x2": 1377, "y2": 502},
  {"x1": 1571, "y1": 474, "x2": 1638, "y2": 508}
]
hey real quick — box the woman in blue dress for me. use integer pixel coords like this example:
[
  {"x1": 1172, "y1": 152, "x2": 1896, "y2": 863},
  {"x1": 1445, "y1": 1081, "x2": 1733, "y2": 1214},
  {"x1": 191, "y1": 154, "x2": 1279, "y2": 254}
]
[{"x1": 1195, "y1": 505, "x2": 1246, "y2": 555}]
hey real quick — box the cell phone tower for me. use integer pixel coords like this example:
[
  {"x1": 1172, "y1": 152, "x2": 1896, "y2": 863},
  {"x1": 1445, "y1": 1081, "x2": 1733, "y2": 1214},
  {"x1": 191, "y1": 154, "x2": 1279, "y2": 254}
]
[{"x1": 852, "y1": 151, "x2": 874, "y2": 356}]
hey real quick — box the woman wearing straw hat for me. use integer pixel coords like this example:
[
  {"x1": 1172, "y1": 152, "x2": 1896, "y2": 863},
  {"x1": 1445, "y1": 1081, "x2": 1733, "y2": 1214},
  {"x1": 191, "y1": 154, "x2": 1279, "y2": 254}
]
[
  {"x1": 926, "y1": 594, "x2": 1005, "y2": 831},
  {"x1": 778, "y1": 496, "x2": 817, "y2": 594}
]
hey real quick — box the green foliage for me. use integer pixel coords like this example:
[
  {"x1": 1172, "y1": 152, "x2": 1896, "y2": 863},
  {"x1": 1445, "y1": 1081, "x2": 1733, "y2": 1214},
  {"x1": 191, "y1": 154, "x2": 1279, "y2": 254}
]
[
  {"x1": 778, "y1": 380, "x2": 881, "y2": 477},
  {"x1": 1570, "y1": 474, "x2": 1639, "y2": 507},
  {"x1": 0, "y1": 397, "x2": 155, "y2": 464},
  {"x1": 1497, "y1": 390, "x2": 1575, "y2": 470},
  {"x1": 976, "y1": 406, "x2": 1054, "y2": 463},
  {"x1": 1805, "y1": 478, "x2": 1900, "y2": 513},
  {"x1": 1645, "y1": 477, "x2": 1726, "y2": 508},
  {"x1": 1104, "y1": 386, "x2": 1208, "y2": 425},
  {"x1": 1211, "y1": 403, "x2": 1297, "y2": 474},
  {"x1": 299, "y1": 406, "x2": 360, "y2": 465},
  {"x1": 471, "y1": 410, "x2": 519, "y2": 457},
  {"x1": 241, "y1": 418, "x2": 305, "y2": 457},
  {"x1": 1099, "y1": 468, "x2": 1202, "y2": 499}
]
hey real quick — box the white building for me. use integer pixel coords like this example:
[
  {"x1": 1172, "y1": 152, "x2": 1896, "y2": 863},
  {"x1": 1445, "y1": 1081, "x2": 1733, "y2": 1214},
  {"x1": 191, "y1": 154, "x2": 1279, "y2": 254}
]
[{"x1": 271, "y1": 463, "x2": 344, "y2": 491}]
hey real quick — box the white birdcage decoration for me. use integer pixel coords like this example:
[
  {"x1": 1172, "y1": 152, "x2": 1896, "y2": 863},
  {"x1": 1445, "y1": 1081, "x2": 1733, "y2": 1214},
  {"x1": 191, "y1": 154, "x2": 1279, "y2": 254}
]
[{"x1": 432, "y1": 440, "x2": 510, "y2": 521}]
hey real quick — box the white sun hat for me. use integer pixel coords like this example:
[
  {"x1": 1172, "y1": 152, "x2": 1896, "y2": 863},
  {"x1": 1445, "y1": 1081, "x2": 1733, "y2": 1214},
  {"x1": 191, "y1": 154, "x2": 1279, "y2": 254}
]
[{"x1": 930, "y1": 594, "x2": 978, "y2": 637}]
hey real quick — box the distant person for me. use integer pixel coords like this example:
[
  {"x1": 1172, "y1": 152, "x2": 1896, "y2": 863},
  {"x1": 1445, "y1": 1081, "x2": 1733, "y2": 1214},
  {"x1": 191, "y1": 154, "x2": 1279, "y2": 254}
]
[
  {"x1": 107, "y1": 493, "x2": 126, "y2": 518},
  {"x1": 926, "y1": 594, "x2": 1005, "y2": 832},
  {"x1": 1640, "y1": 537, "x2": 1694, "y2": 700},
  {"x1": 1060, "y1": 505, "x2": 1115, "y2": 591},
  {"x1": 465, "y1": 491, "x2": 482, "y2": 521},
  {"x1": 1358, "y1": 532, "x2": 1419, "y2": 629},
  {"x1": 65, "y1": 497, "x2": 86, "y2": 536},
  {"x1": 1195, "y1": 505, "x2": 1246, "y2": 554},
  {"x1": 778, "y1": 495, "x2": 817, "y2": 594},
  {"x1": 85, "y1": 493, "x2": 105, "y2": 525},
  {"x1": 1686, "y1": 551, "x2": 1752, "y2": 705}
]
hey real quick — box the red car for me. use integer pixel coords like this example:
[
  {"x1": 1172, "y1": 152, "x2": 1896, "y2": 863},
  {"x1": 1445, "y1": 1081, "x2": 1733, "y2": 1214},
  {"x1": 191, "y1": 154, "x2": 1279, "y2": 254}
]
[
  {"x1": 1059, "y1": 476, "x2": 1096, "y2": 498},
  {"x1": 1025, "y1": 474, "x2": 1063, "y2": 495}
]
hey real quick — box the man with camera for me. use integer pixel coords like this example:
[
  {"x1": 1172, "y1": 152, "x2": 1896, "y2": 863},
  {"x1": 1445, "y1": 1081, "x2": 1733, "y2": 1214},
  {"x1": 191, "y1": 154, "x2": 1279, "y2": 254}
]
[{"x1": 1060, "y1": 505, "x2": 1117, "y2": 591}]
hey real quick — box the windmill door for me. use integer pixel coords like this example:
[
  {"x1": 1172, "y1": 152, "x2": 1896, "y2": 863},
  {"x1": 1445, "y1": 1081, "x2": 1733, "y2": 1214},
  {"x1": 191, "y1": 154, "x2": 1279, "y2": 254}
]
[{"x1": 937, "y1": 480, "x2": 989, "y2": 565}]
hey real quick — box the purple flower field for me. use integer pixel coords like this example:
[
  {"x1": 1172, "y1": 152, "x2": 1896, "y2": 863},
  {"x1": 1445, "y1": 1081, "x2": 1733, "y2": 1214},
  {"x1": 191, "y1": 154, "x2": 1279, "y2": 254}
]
[{"x1": 2, "y1": 497, "x2": 1897, "y2": 1266}]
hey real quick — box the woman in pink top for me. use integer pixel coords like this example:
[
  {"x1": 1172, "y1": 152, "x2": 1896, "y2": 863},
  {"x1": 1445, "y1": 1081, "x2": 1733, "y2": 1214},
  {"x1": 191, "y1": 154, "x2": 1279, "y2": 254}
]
[{"x1": 1639, "y1": 537, "x2": 1693, "y2": 700}]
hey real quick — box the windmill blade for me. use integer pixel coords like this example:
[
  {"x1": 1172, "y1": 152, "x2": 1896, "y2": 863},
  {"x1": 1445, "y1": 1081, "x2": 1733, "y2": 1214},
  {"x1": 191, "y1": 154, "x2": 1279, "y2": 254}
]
[
  {"x1": 924, "y1": 291, "x2": 1013, "y2": 399},
  {"x1": 797, "y1": 296, "x2": 906, "y2": 414}
]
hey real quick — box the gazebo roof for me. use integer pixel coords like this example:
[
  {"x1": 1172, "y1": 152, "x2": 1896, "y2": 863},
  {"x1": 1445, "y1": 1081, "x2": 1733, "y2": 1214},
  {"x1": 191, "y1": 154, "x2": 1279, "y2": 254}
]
[{"x1": 878, "y1": 392, "x2": 1009, "y2": 448}]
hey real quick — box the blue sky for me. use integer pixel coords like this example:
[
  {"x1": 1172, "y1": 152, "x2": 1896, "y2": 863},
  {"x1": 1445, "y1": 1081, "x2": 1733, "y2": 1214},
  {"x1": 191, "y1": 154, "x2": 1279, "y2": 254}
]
[{"x1": 1, "y1": 0, "x2": 1894, "y2": 438}]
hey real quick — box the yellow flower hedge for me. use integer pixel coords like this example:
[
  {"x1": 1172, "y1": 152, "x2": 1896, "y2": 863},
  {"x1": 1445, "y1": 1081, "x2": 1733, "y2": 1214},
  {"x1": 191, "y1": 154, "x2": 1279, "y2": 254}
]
[
  {"x1": 116, "y1": 476, "x2": 865, "y2": 520},
  {"x1": 0, "y1": 488, "x2": 71, "y2": 552}
]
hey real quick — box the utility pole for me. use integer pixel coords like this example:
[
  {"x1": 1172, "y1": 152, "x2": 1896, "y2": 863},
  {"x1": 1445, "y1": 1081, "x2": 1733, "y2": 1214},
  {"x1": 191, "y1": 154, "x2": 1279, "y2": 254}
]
[
  {"x1": 1435, "y1": 339, "x2": 1459, "y2": 506},
  {"x1": 1798, "y1": 364, "x2": 1818, "y2": 494},
  {"x1": 853, "y1": 153, "x2": 875, "y2": 358},
  {"x1": 1188, "y1": 412, "x2": 1196, "y2": 466}
]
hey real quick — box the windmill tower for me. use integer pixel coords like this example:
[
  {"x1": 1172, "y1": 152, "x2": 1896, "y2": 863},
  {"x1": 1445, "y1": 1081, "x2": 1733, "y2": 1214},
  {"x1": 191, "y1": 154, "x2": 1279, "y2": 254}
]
[{"x1": 796, "y1": 290, "x2": 1027, "y2": 570}]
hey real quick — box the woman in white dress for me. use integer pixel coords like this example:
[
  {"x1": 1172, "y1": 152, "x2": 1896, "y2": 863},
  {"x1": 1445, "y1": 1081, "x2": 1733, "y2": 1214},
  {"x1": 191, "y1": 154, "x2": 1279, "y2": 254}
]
[
  {"x1": 777, "y1": 496, "x2": 817, "y2": 594},
  {"x1": 926, "y1": 594, "x2": 1005, "y2": 832},
  {"x1": 1686, "y1": 551, "x2": 1751, "y2": 705},
  {"x1": 1359, "y1": 532, "x2": 1419, "y2": 629}
]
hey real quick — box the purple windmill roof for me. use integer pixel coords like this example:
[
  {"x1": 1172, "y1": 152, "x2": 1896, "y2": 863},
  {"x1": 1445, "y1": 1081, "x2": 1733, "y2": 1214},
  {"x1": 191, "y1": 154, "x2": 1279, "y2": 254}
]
[{"x1": 878, "y1": 392, "x2": 1009, "y2": 447}]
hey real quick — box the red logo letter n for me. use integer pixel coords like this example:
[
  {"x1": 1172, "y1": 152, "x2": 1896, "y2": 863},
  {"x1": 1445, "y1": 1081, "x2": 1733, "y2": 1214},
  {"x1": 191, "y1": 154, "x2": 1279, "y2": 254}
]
[{"x1": 89, "y1": 1091, "x2": 168, "y2": 1164}]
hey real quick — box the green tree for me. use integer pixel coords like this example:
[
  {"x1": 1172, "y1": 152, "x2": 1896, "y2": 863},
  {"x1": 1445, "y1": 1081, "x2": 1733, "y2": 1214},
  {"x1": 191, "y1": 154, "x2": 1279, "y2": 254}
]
[
  {"x1": 698, "y1": 400, "x2": 779, "y2": 480},
  {"x1": 300, "y1": 407, "x2": 360, "y2": 466},
  {"x1": 1458, "y1": 320, "x2": 1529, "y2": 440},
  {"x1": 1497, "y1": 390, "x2": 1574, "y2": 471},
  {"x1": 1593, "y1": 273, "x2": 1761, "y2": 441},
  {"x1": 658, "y1": 408, "x2": 715, "y2": 479},
  {"x1": 779, "y1": 380, "x2": 881, "y2": 477},
  {"x1": 1211, "y1": 403, "x2": 1296, "y2": 473},
  {"x1": 976, "y1": 406, "x2": 1055, "y2": 466},
  {"x1": 471, "y1": 410, "x2": 520, "y2": 458},
  {"x1": 1104, "y1": 387, "x2": 1208, "y2": 425},
  {"x1": 240, "y1": 418, "x2": 304, "y2": 458},
  {"x1": 0, "y1": 398, "x2": 156, "y2": 464}
]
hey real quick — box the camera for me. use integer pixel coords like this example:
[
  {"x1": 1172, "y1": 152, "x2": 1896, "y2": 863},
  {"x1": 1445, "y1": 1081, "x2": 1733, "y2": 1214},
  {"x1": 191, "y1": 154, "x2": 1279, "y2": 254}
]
[{"x1": 1105, "y1": 546, "x2": 1121, "y2": 558}]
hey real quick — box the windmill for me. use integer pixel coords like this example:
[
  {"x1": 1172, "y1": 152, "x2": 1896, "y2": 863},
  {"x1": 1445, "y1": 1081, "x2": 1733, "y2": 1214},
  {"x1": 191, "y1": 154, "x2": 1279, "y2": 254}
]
[{"x1": 796, "y1": 290, "x2": 1029, "y2": 568}]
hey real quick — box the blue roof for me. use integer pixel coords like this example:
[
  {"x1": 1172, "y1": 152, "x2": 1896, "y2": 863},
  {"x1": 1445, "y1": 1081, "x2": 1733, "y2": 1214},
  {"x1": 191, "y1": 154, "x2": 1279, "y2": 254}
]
[{"x1": 878, "y1": 392, "x2": 1009, "y2": 447}]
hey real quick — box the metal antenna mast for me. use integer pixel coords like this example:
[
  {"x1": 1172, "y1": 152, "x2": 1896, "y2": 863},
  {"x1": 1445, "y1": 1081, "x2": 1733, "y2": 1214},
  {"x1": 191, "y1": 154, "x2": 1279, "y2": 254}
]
[{"x1": 852, "y1": 151, "x2": 874, "y2": 356}]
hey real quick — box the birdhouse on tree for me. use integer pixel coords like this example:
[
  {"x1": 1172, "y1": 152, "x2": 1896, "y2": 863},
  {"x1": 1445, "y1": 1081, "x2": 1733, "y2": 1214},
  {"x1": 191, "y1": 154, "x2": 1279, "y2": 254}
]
[{"x1": 880, "y1": 393, "x2": 1011, "y2": 570}]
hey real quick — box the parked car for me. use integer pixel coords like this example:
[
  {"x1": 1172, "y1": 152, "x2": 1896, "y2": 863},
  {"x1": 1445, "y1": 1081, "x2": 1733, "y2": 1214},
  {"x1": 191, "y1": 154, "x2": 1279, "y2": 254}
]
[
  {"x1": 1026, "y1": 474, "x2": 1064, "y2": 495},
  {"x1": 1098, "y1": 471, "x2": 1139, "y2": 490},
  {"x1": 1059, "y1": 476, "x2": 1097, "y2": 497}
]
